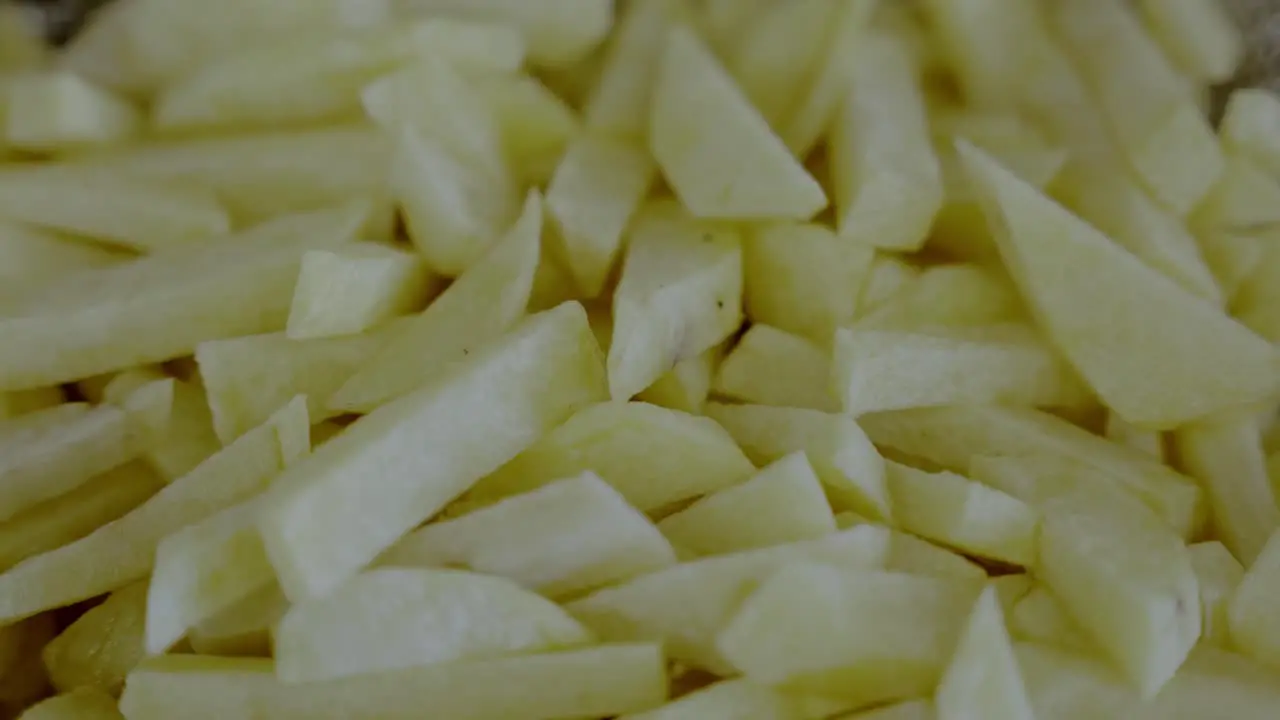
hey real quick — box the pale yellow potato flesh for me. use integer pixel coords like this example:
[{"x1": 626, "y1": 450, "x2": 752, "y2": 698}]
[
  {"x1": 714, "y1": 324, "x2": 837, "y2": 412},
  {"x1": 41, "y1": 581, "x2": 148, "y2": 694},
  {"x1": 935, "y1": 587, "x2": 1035, "y2": 720},
  {"x1": 285, "y1": 244, "x2": 436, "y2": 340},
  {"x1": 16, "y1": 688, "x2": 123, "y2": 720},
  {"x1": 4, "y1": 71, "x2": 139, "y2": 154}
]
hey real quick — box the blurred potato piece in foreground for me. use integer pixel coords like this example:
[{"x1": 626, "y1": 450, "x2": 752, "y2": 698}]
[
  {"x1": 17, "y1": 688, "x2": 123, "y2": 720},
  {"x1": 4, "y1": 71, "x2": 140, "y2": 154}
]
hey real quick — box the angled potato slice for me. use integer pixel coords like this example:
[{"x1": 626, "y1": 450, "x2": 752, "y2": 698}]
[
  {"x1": 286, "y1": 245, "x2": 436, "y2": 340},
  {"x1": 636, "y1": 342, "x2": 723, "y2": 415},
  {"x1": 328, "y1": 193, "x2": 541, "y2": 414},
  {"x1": 468, "y1": 401, "x2": 754, "y2": 513},
  {"x1": 1104, "y1": 411, "x2": 1163, "y2": 459},
  {"x1": 5, "y1": 70, "x2": 139, "y2": 154},
  {"x1": 259, "y1": 303, "x2": 606, "y2": 601},
  {"x1": 112, "y1": 376, "x2": 219, "y2": 481},
  {"x1": 649, "y1": 26, "x2": 826, "y2": 220},
  {"x1": 474, "y1": 73, "x2": 578, "y2": 187},
  {"x1": 1220, "y1": 89, "x2": 1280, "y2": 179},
  {"x1": 275, "y1": 568, "x2": 593, "y2": 682},
  {"x1": 0, "y1": 220, "x2": 124, "y2": 300},
  {"x1": 618, "y1": 677, "x2": 844, "y2": 720},
  {"x1": 583, "y1": 0, "x2": 687, "y2": 140},
  {"x1": 16, "y1": 688, "x2": 122, "y2": 720},
  {"x1": 1187, "y1": 541, "x2": 1243, "y2": 646},
  {"x1": 1008, "y1": 585, "x2": 1090, "y2": 651},
  {"x1": 394, "y1": 0, "x2": 609, "y2": 68},
  {"x1": 1137, "y1": 0, "x2": 1242, "y2": 84},
  {"x1": 714, "y1": 325, "x2": 836, "y2": 412},
  {"x1": 958, "y1": 142, "x2": 1278, "y2": 428},
  {"x1": 853, "y1": 264, "x2": 1023, "y2": 331},
  {"x1": 42, "y1": 581, "x2": 148, "y2": 694},
  {"x1": 706, "y1": 403, "x2": 891, "y2": 522},
  {"x1": 1227, "y1": 530, "x2": 1280, "y2": 673},
  {"x1": 1190, "y1": 154, "x2": 1280, "y2": 234},
  {"x1": 919, "y1": 0, "x2": 1042, "y2": 109},
  {"x1": 0, "y1": 203, "x2": 367, "y2": 392},
  {"x1": 936, "y1": 587, "x2": 1035, "y2": 720},
  {"x1": 1142, "y1": 646, "x2": 1280, "y2": 720},
  {"x1": 380, "y1": 472, "x2": 676, "y2": 599},
  {"x1": 187, "y1": 585, "x2": 288, "y2": 658},
  {"x1": 0, "y1": 398, "x2": 307, "y2": 624},
  {"x1": 1014, "y1": 642, "x2": 1141, "y2": 719}
]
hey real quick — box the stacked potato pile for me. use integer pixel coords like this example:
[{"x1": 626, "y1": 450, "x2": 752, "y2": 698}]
[{"x1": 0, "y1": 0, "x2": 1279, "y2": 718}]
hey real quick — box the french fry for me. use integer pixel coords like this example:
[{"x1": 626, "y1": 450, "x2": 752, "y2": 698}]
[
  {"x1": 1220, "y1": 89, "x2": 1280, "y2": 180},
  {"x1": 1187, "y1": 541, "x2": 1244, "y2": 647},
  {"x1": 1227, "y1": 529, "x2": 1280, "y2": 672},
  {"x1": 713, "y1": 324, "x2": 837, "y2": 412},
  {"x1": 4, "y1": 70, "x2": 140, "y2": 154},
  {"x1": 285, "y1": 245, "x2": 436, "y2": 340},
  {"x1": 42, "y1": 581, "x2": 148, "y2": 694},
  {"x1": 935, "y1": 587, "x2": 1036, "y2": 720},
  {"x1": 1137, "y1": 0, "x2": 1243, "y2": 84},
  {"x1": 582, "y1": 0, "x2": 687, "y2": 140}
]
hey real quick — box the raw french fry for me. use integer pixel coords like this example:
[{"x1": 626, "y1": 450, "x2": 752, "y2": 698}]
[
  {"x1": 42, "y1": 581, "x2": 148, "y2": 694},
  {"x1": 935, "y1": 587, "x2": 1035, "y2": 720},
  {"x1": 1200, "y1": 231, "x2": 1262, "y2": 303},
  {"x1": 607, "y1": 202, "x2": 743, "y2": 400},
  {"x1": 474, "y1": 73, "x2": 579, "y2": 187},
  {"x1": 1137, "y1": 0, "x2": 1243, "y2": 84},
  {"x1": 468, "y1": 401, "x2": 754, "y2": 513},
  {"x1": 285, "y1": 245, "x2": 435, "y2": 340},
  {"x1": 380, "y1": 472, "x2": 676, "y2": 598},
  {"x1": 884, "y1": 530, "x2": 987, "y2": 582},
  {"x1": 16, "y1": 688, "x2": 123, "y2": 720},
  {"x1": 657, "y1": 452, "x2": 836, "y2": 556},
  {"x1": 1187, "y1": 541, "x2": 1244, "y2": 646},
  {"x1": 120, "y1": 377, "x2": 219, "y2": 481},
  {"x1": 393, "y1": 0, "x2": 612, "y2": 68},
  {"x1": 635, "y1": 343, "x2": 723, "y2": 415},
  {"x1": 1143, "y1": 646, "x2": 1280, "y2": 720},
  {"x1": 853, "y1": 264, "x2": 1024, "y2": 331},
  {"x1": 328, "y1": 193, "x2": 541, "y2": 414},
  {"x1": 857, "y1": 255, "x2": 921, "y2": 316},
  {"x1": 1013, "y1": 642, "x2": 1142, "y2": 719},
  {"x1": 0, "y1": 398, "x2": 307, "y2": 624},
  {"x1": 829, "y1": 32, "x2": 942, "y2": 252},
  {"x1": 582, "y1": 0, "x2": 686, "y2": 140},
  {"x1": 919, "y1": 0, "x2": 1041, "y2": 109},
  {"x1": 959, "y1": 142, "x2": 1278, "y2": 429},
  {"x1": 545, "y1": 133, "x2": 654, "y2": 298},
  {"x1": 258, "y1": 303, "x2": 606, "y2": 601},
  {"x1": 649, "y1": 26, "x2": 826, "y2": 220},
  {"x1": 1220, "y1": 89, "x2": 1280, "y2": 179},
  {"x1": 274, "y1": 568, "x2": 593, "y2": 682},
  {"x1": 1104, "y1": 411, "x2": 1164, "y2": 460},
  {"x1": 566, "y1": 526, "x2": 890, "y2": 674},
  {"x1": 0, "y1": 220, "x2": 123, "y2": 295},
  {"x1": 1189, "y1": 154, "x2": 1280, "y2": 235},
  {"x1": 706, "y1": 403, "x2": 892, "y2": 522},
  {"x1": 1227, "y1": 529, "x2": 1280, "y2": 672},
  {"x1": 742, "y1": 222, "x2": 874, "y2": 347},
  {"x1": 0, "y1": 202, "x2": 368, "y2": 391},
  {"x1": 4, "y1": 70, "x2": 139, "y2": 153},
  {"x1": 713, "y1": 324, "x2": 837, "y2": 412},
  {"x1": 186, "y1": 585, "x2": 288, "y2": 658},
  {"x1": 120, "y1": 645, "x2": 666, "y2": 720}
]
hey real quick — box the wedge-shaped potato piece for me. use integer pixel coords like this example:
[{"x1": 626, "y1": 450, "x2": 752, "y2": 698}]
[
  {"x1": 1104, "y1": 411, "x2": 1163, "y2": 459},
  {"x1": 394, "y1": 0, "x2": 609, "y2": 68},
  {"x1": 1036, "y1": 491, "x2": 1200, "y2": 696},
  {"x1": 619, "y1": 677, "x2": 846, "y2": 720},
  {"x1": 275, "y1": 568, "x2": 593, "y2": 682},
  {"x1": 566, "y1": 527, "x2": 890, "y2": 674},
  {"x1": 743, "y1": 222, "x2": 873, "y2": 346},
  {"x1": 1138, "y1": 0, "x2": 1242, "y2": 83},
  {"x1": 199, "y1": 323, "x2": 399, "y2": 445},
  {"x1": 329, "y1": 195, "x2": 541, "y2": 414},
  {"x1": 112, "y1": 376, "x2": 219, "y2": 481},
  {"x1": 259, "y1": 302, "x2": 606, "y2": 601},
  {"x1": 959, "y1": 142, "x2": 1277, "y2": 428},
  {"x1": 1201, "y1": 231, "x2": 1262, "y2": 303},
  {"x1": 608, "y1": 202, "x2": 742, "y2": 399},
  {"x1": 854, "y1": 264, "x2": 1023, "y2": 331},
  {"x1": 707, "y1": 404, "x2": 891, "y2": 522},
  {"x1": 919, "y1": 0, "x2": 1041, "y2": 109},
  {"x1": 17, "y1": 688, "x2": 123, "y2": 720},
  {"x1": 835, "y1": 324, "x2": 1090, "y2": 417},
  {"x1": 0, "y1": 166, "x2": 229, "y2": 253},
  {"x1": 856, "y1": 254, "x2": 920, "y2": 317},
  {"x1": 187, "y1": 586, "x2": 288, "y2": 658},
  {"x1": 381, "y1": 472, "x2": 675, "y2": 598},
  {"x1": 936, "y1": 587, "x2": 1035, "y2": 720},
  {"x1": 714, "y1": 325, "x2": 836, "y2": 412},
  {"x1": 650, "y1": 26, "x2": 826, "y2": 220},
  {"x1": 886, "y1": 461, "x2": 1038, "y2": 567},
  {"x1": 468, "y1": 401, "x2": 754, "y2": 513},
  {"x1": 862, "y1": 406, "x2": 1204, "y2": 539},
  {"x1": 0, "y1": 403, "x2": 144, "y2": 522},
  {"x1": 1014, "y1": 642, "x2": 1141, "y2": 720},
  {"x1": 0, "y1": 203, "x2": 367, "y2": 391},
  {"x1": 882, "y1": 529, "x2": 987, "y2": 582},
  {"x1": 1220, "y1": 89, "x2": 1280, "y2": 179},
  {"x1": 0, "y1": 398, "x2": 307, "y2": 624},
  {"x1": 42, "y1": 581, "x2": 147, "y2": 694},
  {"x1": 830, "y1": 33, "x2": 942, "y2": 251},
  {"x1": 0, "y1": 462, "x2": 163, "y2": 572},
  {"x1": 1173, "y1": 411, "x2": 1279, "y2": 565},
  {"x1": 1050, "y1": 0, "x2": 1222, "y2": 215},
  {"x1": 1227, "y1": 529, "x2": 1280, "y2": 672},
  {"x1": 1190, "y1": 154, "x2": 1280, "y2": 234},
  {"x1": 1008, "y1": 586, "x2": 1090, "y2": 651},
  {"x1": 583, "y1": 0, "x2": 686, "y2": 140},
  {"x1": 1143, "y1": 646, "x2": 1280, "y2": 720},
  {"x1": 636, "y1": 343, "x2": 723, "y2": 415},
  {"x1": 658, "y1": 452, "x2": 836, "y2": 557},
  {"x1": 285, "y1": 245, "x2": 435, "y2": 340},
  {"x1": 121, "y1": 645, "x2": 665, "y2": 720},
  {"x1": 1187, "y1": 541, "x2": 1244, "y2": 646},
  {"x1": 82, "y1": 127, "x2": 391, "y2": 225},
  {"x1": 474, "y1": 73, "x2": 578, "y2": 186},
  {"x1": 5, "y1": 70, "x2": 139, "y2": 153},
  {"x1": 717, "y1": 564, "x2": 977, "y2": 705},
  {"x1": 545, "y1": 133, "x2": 654, "y2": 298}
]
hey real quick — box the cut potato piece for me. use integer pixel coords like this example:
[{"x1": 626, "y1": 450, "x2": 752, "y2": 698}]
[
  {"x1": 0, "y1": 403, "x2": 144, "y2": 523},
  {"x1": 474, "y1": 73, "x2": 578, "y2": 187},
  {"x1": 717, "y1": 563, "x2": 977, "y2": 705},
  {"x1": 1220, "y1": 89, "x2": 1280, "y2": 179},
  {"x1": 959, "y1": 141, "x2": 1278, "y2": 428},
  {"x1": 853, "y1": 264, "x2": 1023, "y2": 331},
  {"x1": 122, "y1": 377, "x2": 219, "y2": 482},
  {"x1": 620, "y1": 677, "x2": 847, "y2": 720},
  {"x1": 17, "y1": 688, "x2": 122, "y2": 720},
  {"x1": 0, "y1": 203, "x2": 367, "y2": 391},
  {"x1": 41, "y1": 581, "x2": 147, "y2": 694},
  {"x1": 835, "y1": 324, "x2": 1090, "y2": 417},
  {"x1": 1036, "y1": 492, "x2": 1200, "y2": 696},
  {"x1": 198, "y1": 322, "x2": 400, "y2": 445},
  {"x1": 884, "y1": 530, "x2": 987, "y2": 582},
  {"x1": 583, "y1": 0, "x2": 686, "y2": 140},
  {"x1": 0, "y1": 221, "x2": 123, "y2": 299},
  {"x1": 1234, "y1": 234, "x2": 1280, "y2": 343},
  {"x1": 1227, "y1": 529, "x2": 1280, "y2": 672},
  {"x1": 567, "y1": 527, "x2": 890, "y2": 674},
  {"x1": 259, "y1": 303, "x2": 606, "y2": 601},
  {"x1": 1137, "y1": 0, "x2": 1242, "y2": 83},
  {"x1": 0, "y1": 398, "x2": 307, "y2": 624},
  {"x1": 328, "y1": 193, "x2": 541, "y2": 414},
  {"x1": 275, "y1": 568, "x2": 592, "y2": 682},
  {"x1": 1014, "y1": 642, "x2": 1141, "y2": 720},
  {"x1": 5, "y1": 71, "x2": 139, "y2": 153},
  {"x1": 0, "y1": 166, "x2": 229, "y2": 253},
  {"x1": 843, "y1": 700, "x2": 935, "y2": 720},
  {"x1": 120, "y1": 645, "x2": 666, "y2": 720},
  {"x1": 469, "y1": 401, "x2": 754, "y2": 513},
  {"x1": 187, "y1": 585, "x2": 288, "y2": 658},
  {"x1": 650, "y1": 26, "x2": 826, "y2": 220},
  {"x1": 742, "y1": 222, "x2": 873, "y2": 347},
  {"x1": 714, "y1": 325, "x2": 836, "y2": 411},
  {"x1": 1187, "y1": 541, "x2": 1244, "y2": 646},
  {"x1": 394, "y1": 0, "x2": 610, "y2": 68},
  {"x1": 1190, "y1": 154, "x2": 1280, "y2": 234},
  {"x1": 657, "y1": 452, "x2": 836, "y2": 556},
  {"x1": 856, "y1": 254, "x2": 921, "y2": 317},
  {"x1": 1104, "y1": 411, "x2": 1163, "y2": 460},
  {"x1": 545, "y1": 133, "x2": 654, "y2": 297},
  {"x1": 380, "y1": 472, "x2": 675, "y2": 598},
  {"x1": 1008, "y1": 586, "x2": 1090, "y2": 652},
  {"x1": 285, "y1": 245, "x2": 435, "y2": 340},
  {"x1": 607, "y1": 202, "x2": 742, "y2": 400},
  {"x1": 1143, "y1": 646, "x2": 1280, "y2": 720},
  {"x1": 1173, "y1": 411, "x2": 1279, "y2": 565},
  {"x1": 706, "y1": 403, "x2": 891, "y2": 521},
  {"x1": 830, "y1": 33, "x2": 942, "y2": 251},
  {"x1": 0, "y1": 462, "x2": 163, "y2": 572},
  {"x1": 1201, "y1": 231, "x2": 1262, "y2": 303},
  {"x1": 935, "y1": 587, "x2": 1035, "y2": 720},
  {"x1": 886, "y1": 461, "x2": 1038, "y2": 566},
  {"x1": 636, "y1": 343, "x2": 723, "y2": 415},
  {"x1": 919, "y1": 0, "x2": 1041, "y2": 109}
]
